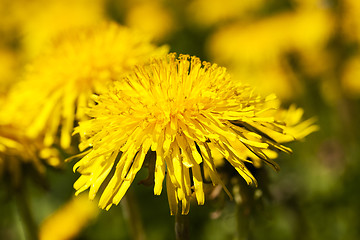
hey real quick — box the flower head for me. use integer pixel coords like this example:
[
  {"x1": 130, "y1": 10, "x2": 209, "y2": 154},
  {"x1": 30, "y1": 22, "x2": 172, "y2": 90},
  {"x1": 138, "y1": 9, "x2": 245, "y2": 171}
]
[
  {"x1": 20, "y1": 0, "x2": 106, "y2": 58},
  {"x1": 187, "y1": 0, "x2": 265, "y2": 28},
  {"x1": 39, "y1": 194, "x2": 98, "y2": 240},
  {"x1": 125, "y1": 1, "x2": 176, "y2": 42},
  {"x1": 4, "y1": 22, "x2": 168, "y2": 149},
  {"x1": 0, "y1": 96, "x2": 60, "y2": 186},
  {"x1": 342, "y1": 55, "x2": 360, "y2": 98},
  {"x1": 206, "y1": 9, "x2": 333, "y2": 99},
  {"x1": 73, "y1": 53, "x2": 316, "y2": 214}
]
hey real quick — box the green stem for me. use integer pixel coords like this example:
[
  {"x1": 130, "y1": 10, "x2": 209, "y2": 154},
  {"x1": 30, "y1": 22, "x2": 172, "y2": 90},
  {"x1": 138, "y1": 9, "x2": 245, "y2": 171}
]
[
  {"x1": 175, "y1": 204, "x2": 190, "y2": 240},
  {"x1": 122, "y1": 188, "x2": 146, "y2": 240},
  {"x1": 235, "y1": 202, "x2": 251, "y2": 240},
  {"x1": 14, "y1": 184, "x2": 38, "y2": 240},
  {"x1": 233, "y1": 180, "x2": 253, "y2": 240}
]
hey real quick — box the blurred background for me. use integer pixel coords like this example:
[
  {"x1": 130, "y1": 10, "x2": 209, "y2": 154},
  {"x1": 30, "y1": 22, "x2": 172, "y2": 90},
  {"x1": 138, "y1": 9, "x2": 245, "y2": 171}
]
[{"x1": 0, "y1": 0, "x2": 359, "y2": 239}]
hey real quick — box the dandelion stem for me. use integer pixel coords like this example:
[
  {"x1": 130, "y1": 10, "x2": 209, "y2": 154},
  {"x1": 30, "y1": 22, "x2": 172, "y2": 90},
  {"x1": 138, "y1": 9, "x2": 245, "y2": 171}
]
[
  {"x1": 14, "y1": 183, "x2": 38, "y2": 240},
  {"x1": 175, "y1": 205, "x2": 190, "y2": 240},
  {"x1": 233, "y1": 179, "x2": 253, "y2": 240},
  {"x1": 236, "y1": 202, "x2": 251, "y2": 240},
  {"x1": 122, "y1": 188, "x2": 146, "y2": 240}
]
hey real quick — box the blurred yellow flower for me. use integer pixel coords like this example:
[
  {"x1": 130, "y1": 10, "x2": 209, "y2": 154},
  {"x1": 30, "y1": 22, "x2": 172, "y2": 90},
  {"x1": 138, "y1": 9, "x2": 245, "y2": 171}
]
[
  {"x1": 228, "y1": 61, "x2": 302, "y2": 101},
  {"x1": 0, "y1": 97, "x2": 60, "y2": 186},
  {"x1": 341, "y1": 56, "x2": 360, "y2": 97},
  {"x1": 265, "y1": 103, "x2": 318, "y2": 143},
  {"x1": 1, "y1": 0, "x2": 107, "y2": 59},
  {"x1": 206, "y1": 8, "x2": 334, "y2": 99},
  {"x1": 73, "y1": 54, "x2": 316, "y2": 215},
  {"x1": 0, "y1": 47, "x2": 20, "y2": 95},
  {"x1": 125, "y1": 1, "x2": 176, "y2": 42},
  {"x1": 0, "y1": 0, "x2": 28, "y2": 32},
  {"x1": 21, "y1": 0, "x2": 107, "y2": 58},
  {"x1": 39, "y1": 194, "x2": 99, "y2": 240},
  {"x1": 4, "y1": 22, "x2": 168, "y2": 150},
  {"x1": 210, "y1": 102, "x2": 318, "y2": 168},
  {"x1": 187, "y1": 0, "x2": 265, "y2": 27},
  {"x1": 342, "y1": 0, "x2": 360, "y2": 42}
]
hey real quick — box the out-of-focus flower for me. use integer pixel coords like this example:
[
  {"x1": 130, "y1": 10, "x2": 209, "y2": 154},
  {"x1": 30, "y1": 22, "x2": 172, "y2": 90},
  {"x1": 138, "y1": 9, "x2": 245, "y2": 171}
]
[
  {"x1": 228, "y1": 61, "x2": 302, "y2": 101},
  {"x1": 21, "y1": 0, "x2": 107, "y2": 58},
  {"x1": 72, "y1": 54, "x2": 316, "y2": 215},
  {"x1": 0, "y1": 97, "x2": 60, "y2": 186},
  {"x1": 4, "y1": 22, "x2": 168, "y2": 150},
  {"x1": 342, "y1": 0, "x2": 360, "y2": 42},
  {"x1": 0, "y1": 0, "x2": 27, "y2": 33},
  {"x1": 206, "y1": 9, "x2": 334, "y2": 99},
  {"x1": 187, "y1": 0, "x2": 265, "y2": 28},
  {"x1": 265, "y1": 103, "x2": 318, "y2": 142},
  {"x1": 0, "y1": 13, "x2": 62, "y2": 185},
  {"x1": 341, "y1": 56, "x2": 360, "y2": 97},
  {"x1": 1, "y1": 0, "x2": 107, "y2": 59},
  {"x1": 125, "y1": 1, "x2": 176, "y2": 42},
  {"x1": 0, "y1": 48, "x2": 19, "y2": 95},
  {"x1": 39, "y1": 194, "x2": 99, "y2": 240}
]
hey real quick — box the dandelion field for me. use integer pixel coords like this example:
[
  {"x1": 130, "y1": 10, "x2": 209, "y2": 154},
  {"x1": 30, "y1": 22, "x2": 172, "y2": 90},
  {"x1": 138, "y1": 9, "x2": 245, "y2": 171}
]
[{"x1": 0, "y1": 0, "x2": 359, "y2": 240}]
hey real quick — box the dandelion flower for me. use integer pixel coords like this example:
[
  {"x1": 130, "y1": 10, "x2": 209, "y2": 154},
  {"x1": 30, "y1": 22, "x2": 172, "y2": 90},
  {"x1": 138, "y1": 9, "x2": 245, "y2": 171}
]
[
  {"x1": 206, "y1": 9, "x2": 333, "y2": 99},
  {"x1": 39, "y1": 194, "x2": 98, "y2": 240},
  {"x1": 341, "y1": 56, "x2": 360, "y2": 98},
  {"x1": 342, "y1": 0, "x2": 360, "y2": 42},
  {"x1": 20, "y1": 0, "x2": 106, "y2": 58},
  {"x1": 0, "y1": 97, "x2": 60, "y2": 186},
  {"x1": 125, "y1": 1, "x2": 176, "y2": 42},
  {"x1": 4, "y1": 22, "x2": 168, "y2": 149},
  {"x1": 187, "y1": 0, "x2": 265, "y2": 28},
  {"x1": 73, "y1": 54, "x2": 316, "y2": 215},
  {"x1": 0, "y1": 48, "x2": 20, "y2": 95}
]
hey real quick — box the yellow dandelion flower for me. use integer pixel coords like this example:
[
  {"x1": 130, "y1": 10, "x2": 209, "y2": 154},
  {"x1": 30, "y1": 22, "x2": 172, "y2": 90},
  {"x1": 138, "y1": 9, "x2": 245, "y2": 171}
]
[
  {"x1": 207, "y1": 9, "x2": 333, "y2": 63},
  {"x1": 125, "y1": 1, "x2": 176, "y2": 42},
  {"x1": 73, "y1": 54, "x2": 316, "y2": 215},
  {"x1": 21, "y1": 0, "x2": 107, "y2": 58},
  {"x1": 341, "y1": 55, "x2": 360, "y2": 98},
  {"x1": 209, "y1": 102, "x2": 318, "y2": 168},
  {"x1": 206, "y1": 9, "x2": 333, "y2": 99},
  {"x1": 187, "y1": 0, "x2": 265, "y2": 27},
  {"x1": 39, "y1": 194, "x2": 99, "y2": 240},
  {"x1": 0, "y1": 47, "x2": 20, "y2": 95},
  {"x1": 4, "y1": 22, "x2": 168, "y2": 149},
  {"x1": 0, "y1": 97, "x2": 60, "y2": 186},
  {"x1": 342, "y1": 0, "x2": 360, "y2": 42}
]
